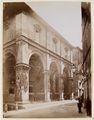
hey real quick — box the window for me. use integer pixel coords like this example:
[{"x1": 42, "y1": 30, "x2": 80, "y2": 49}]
[
  {"x1": 53, "y1": 37, "x2": 57, "y2": 53},
  {"x1": 34, "y1": 24, "x2": 41, "y2": 43},
  {"x1": 64, "y1": 47, "x2": 68, "y2": 59}
]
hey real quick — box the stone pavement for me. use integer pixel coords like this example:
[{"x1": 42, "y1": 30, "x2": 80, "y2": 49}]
[{"x1": 3, "y1": 100, "x2": 89, "y2": 118}]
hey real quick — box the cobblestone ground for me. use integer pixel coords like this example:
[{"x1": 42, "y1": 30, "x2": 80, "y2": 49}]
[{"x1": 6, "y1": 102, "x2": 89, "y2": 118}]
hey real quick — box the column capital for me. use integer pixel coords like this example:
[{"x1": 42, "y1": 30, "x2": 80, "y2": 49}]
[
  {"x1": 16, "y1": 63, "x2": 30, "y2": 71},
  {"x1": 42, "y1": 70, "x2": 49, "y2": 74},
  {"x1": 16, "y1": 38, "x2": 25, "y2": 45}
]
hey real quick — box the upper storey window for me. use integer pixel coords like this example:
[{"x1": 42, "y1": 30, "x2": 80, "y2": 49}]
[
  {"x1": 34, "y1": 24, "x2": 41, "y2": 32},
  {"x1": 64, "y1": 47, "x2": 68, "y2": 59},
  {"x1": 34, "y1": 24, "x2": 41, "y2": 43},
  {"x1": 53, "y1": 37, "x2": 57, "y2": 53},
  {"x1": 73, "y1": 50, "x2": 78, "y2": 61}
]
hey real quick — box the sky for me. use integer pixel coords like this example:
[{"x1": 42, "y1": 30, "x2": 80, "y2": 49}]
[{"x1": 27, "y1": 2, "x2": 82, "y2": 48}]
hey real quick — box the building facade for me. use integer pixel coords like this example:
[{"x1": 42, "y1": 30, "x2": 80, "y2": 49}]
[
  {"x1": 72, "y1": 47, "x2": 83, "y2": 97},
  {"x1": 3, "y1": 3, "x2": 82, "y2": 109},
  {"x1": 81, "y1": 3, "x2": 91, "y2": 100}
]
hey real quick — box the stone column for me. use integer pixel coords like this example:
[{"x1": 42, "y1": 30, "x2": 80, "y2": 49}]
[
  {"x1": 59, "y1": 75, "x2": 64, "y2": 100},
  {"x1": 59, "y1": 78, "x2": 62, "y2": 100},
  {"x1": 44, "y1": 70, "x2": 51, "y2": 102},
  {"x1": 15, "y1": 63, "x2": 30, "y2": 102}
]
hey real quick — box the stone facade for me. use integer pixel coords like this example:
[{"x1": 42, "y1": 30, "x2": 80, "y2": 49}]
[
  {"x1": 72, "y1": 47, "x2": 83, "y2": 97},
  {"x1": 3, "y1": 3, "x2": 81, "y2": 105},
  {"x1": 81, "y1": 3, "x2": 91, "y2": 100}
]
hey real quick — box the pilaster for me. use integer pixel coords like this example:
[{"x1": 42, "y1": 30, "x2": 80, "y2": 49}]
[{"x1": 43, "y1": 70, "x2": 51, "y2": 102}]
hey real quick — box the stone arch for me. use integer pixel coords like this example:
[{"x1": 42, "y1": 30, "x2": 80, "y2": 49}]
[
  {"x1": 3, "y1": 52, "x2": 16, "y2": 103},
  {"x1": 28, "y1": 50, "x2": 45, "y2": 70},
  {"x1": 68, "y1": 66, "x2": 73, "y2": 99},
  {"x1": 48, "y1": 58, "x2": 60, "y2": 71},
  {"x1": 63, "y1": 67, "x2": 70, "y2": 99},
  {"x1": 49, "y1": 62, "x2": 60, "y2": 101},
  {"x1": 29, "y1": 53, "x2": 44, "y2": 101}
]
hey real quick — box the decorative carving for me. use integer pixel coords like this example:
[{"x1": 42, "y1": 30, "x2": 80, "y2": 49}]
[
  {"x1": 64, "y1": 47, "x2": 68, "y2": 53},
  {"x1": 16, "y1": 64, "x2": 29, "y2": 94},
  {"x1": 53, "y1": 37, "x2": 58, "y2": 52},
  {"x1": 53, "y1": 37, "x2": 57, "y2": 44},
  {"x1": 16, "y1": 73, "x2": 21, "y2": 99},
  {"x1": 34, "y1": 24, "x2": 41, "y2": 32},
  {"x1": 16, "y1": 71, "x2": 28, "y2": 93},
  {"x1": 64, "y1": 47, "x2": 68, "y2": 58}
]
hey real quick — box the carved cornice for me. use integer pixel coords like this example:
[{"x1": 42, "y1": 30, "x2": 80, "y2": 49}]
[
  {"x1": 4, "y1": 35, "x2": 73, "y2": 66},
  {"x1": 42, "y1": 70, "x2": 50, "y2": 75},
  {"x1": 19, "y1": 35, "x2": 73, "y2": 65},
  {"x1": 16, "y1": 39, "x2": 26, "y2": 47},
  {"x1": 3, "y1": 39, "x2": 16, "y2": 49}
]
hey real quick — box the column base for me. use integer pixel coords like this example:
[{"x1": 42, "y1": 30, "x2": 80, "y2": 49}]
[
  {"x1": 45, "y1": 92, "x2": 51, "y2": 102},
  {"x1": 16, "y1": 101, "x2": 30, "y2": 104},
  {"x1": 15, "y1": 101, "x2": 31, "y2": 109}
]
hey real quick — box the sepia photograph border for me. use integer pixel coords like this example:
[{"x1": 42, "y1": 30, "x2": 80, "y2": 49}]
[{"x1": 0, "y1": 0, "x2": 94, "y2": 120}]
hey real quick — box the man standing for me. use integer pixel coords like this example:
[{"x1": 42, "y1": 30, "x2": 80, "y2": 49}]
[
  {"x1": 85, "y1": 97, "x2": 91, "y2": 116},
  {"x1": 77, "y1": 97, "x2": 83, "y2": 113}
]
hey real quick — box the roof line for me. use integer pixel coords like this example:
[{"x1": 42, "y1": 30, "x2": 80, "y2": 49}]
[{"x1": 26, "y1": 3, "x2": 74, "y2": 49}]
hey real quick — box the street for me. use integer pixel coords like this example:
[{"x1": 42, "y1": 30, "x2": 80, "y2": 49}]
[{"x1": 5, "y1": 101, "x2": 88, "y2": 118}]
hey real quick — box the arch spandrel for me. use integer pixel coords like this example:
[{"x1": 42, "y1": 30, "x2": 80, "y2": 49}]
[{"x1": 3, "y1": 49, "x2": 16, "y2": 63}]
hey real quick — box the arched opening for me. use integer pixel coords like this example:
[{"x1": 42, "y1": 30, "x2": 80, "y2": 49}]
[
  {"x1": 3, "y1": 53, "x2": 16, "y2": 103},
  {"x1": 63, "y1": 67, "x2": 70, "y2": 99},
  {"x1": 50, "y1": 62, "x2": 59, "y2": 101},
  {"x1": 29, "y1": 54, "x2": 44, "y2": 102}
]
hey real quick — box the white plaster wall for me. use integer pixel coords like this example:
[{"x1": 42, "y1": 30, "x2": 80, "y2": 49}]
[
  {"x1": 22, "y1": 13, "x2": 29, "y2": 38},
  {"x1": 3, "y1": 17, "x2": 16, "y2": 44},
  {"x1": 46, "y1": 31, "x2": 52, "y2": 50},
  {"x1": 26, "y1": 14, "x2": 35, "y2": 40},
  {"x1": 22, "y1": 43, "x2": 31, "y2": 64},
  {"x1": 16, "y1": 14, "x2": 22, "y2": 37}
]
